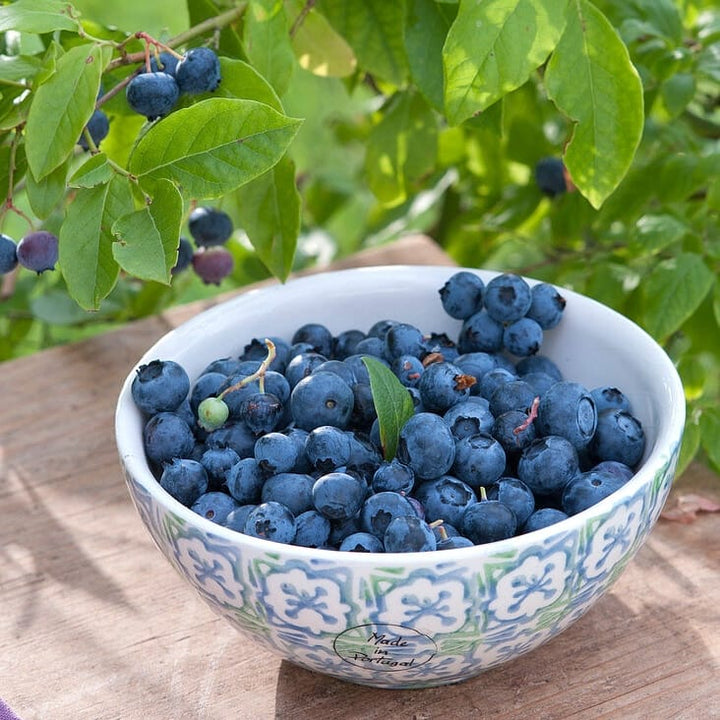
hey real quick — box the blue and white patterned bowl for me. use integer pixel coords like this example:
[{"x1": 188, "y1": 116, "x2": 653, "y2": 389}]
[{"x1": 115, "y1": 265, "x2": 685, "y2": 689}]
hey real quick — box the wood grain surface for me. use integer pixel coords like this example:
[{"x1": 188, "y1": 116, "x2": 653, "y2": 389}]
[{"x1": 1, "y1": 236, "x2": 718, "y2": 720}]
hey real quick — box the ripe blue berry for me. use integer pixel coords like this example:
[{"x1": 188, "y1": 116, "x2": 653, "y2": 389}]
[
  {"x1": 397, "y1": 412, "x2": 456, "y2": 480},
  {"x1": 290, "y1": 372, "x2": 355, "y2": 431},
  {"x1": 486, "y1": 477, "x2": 535, "y2": 527},
  {"x1": 171, "y1": 237, "x2": 194, "y2": 274},
  {"x1": 561, "y1": 469, "x2": 626, "y2": 515},
  {"x1": 522, "y1": 507, "x2": 569, "y2": 533},
  {"x1": 536, "y1": 381, "x2": 598, "y2": 451},
  {"x1": 253, "y1": 432, "x2": 301, "y2": 474},
  {"x1": 78, "y1": 109, "x2": 110, "y2": 151},
  {"x1": 244, "y1": 501, "x2": 296, "y2": 543},
  {"x1": 418, "y1": 361, "x2": 475, "y2": 412},
  {"x1": 188, "y1": 206, "x2": 234, "y2": 247},
  {"x1": 262, "y1": 472, "x2": 315, "y2": 517},
  {"x1": 191, "y1": 491, "x2": 239, "y2": 525},
  {"x1": 439, "y1": 271, "x2": 485, "y2": 320},
  {"x1": 415, "y1": 475, "x2": 477, "y2": 528},
  {"x1": 503, "y1": 317, "x2": 544, "y2": 357},
  {"x1": 590, "y1": 409, "x2": 645, "y2": 468},
  {"x1": 484, "y1": 273, "x2": 532, "y2": 323},
  {"x1": 458, "y1": 310, "x2": 504, "y2": 354},
  {"x1": 452, "y1": 433, "x2": 507, "y2": 490},
  {"x1": 517, "y1": 435, "x2": 579, "y2": 495},
  {"x1": 143, "y1": 412, "x2": 195, "y2": 464},
  {"x1": 226, "y1": 457, "x2": 265, "y2": 504},
  {"x1": 132, "y1": 359, "x2": 190, "y2": 415},
  {"x1": 312, "y1": 471, "x2": 366, "y2": 521},
  {"x1": 535, "y1": 157, "x2": 567, "y2": 197},
  {"x1": 461, "y1": 499, "x2": 517, "y2": 544},
  {"x1": 159, "y1": 458, "x2": 209, "y2": 507},
  {"x1": 527, "y1": 283, "x2": 566, "y2": 329},
  {"x1": 384, "y1": 515, "x2": 437, "y2": 552},
  {"x1": 0, "y1": 234, "x2": 18, "y2": 274},
  {"x1": 294, "y1": 510, "x2": 332, "y2": 548},
  {"x1": 339, "y1": 531, "x2": 384, "y2": 552},
  {"x1": 175, "y1": 47, "x2": 221, "y2": 94},
  {"x1": 126, "y1": 71, "x2": 179, "y2": 120}
]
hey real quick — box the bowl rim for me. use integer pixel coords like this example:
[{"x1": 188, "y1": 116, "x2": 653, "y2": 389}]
[{"x1": 116, "y1": 264, "x2": 686, "y2": 564}]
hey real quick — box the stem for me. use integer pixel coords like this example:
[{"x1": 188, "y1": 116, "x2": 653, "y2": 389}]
[
  {"x1": 1, "y1": 129, "x2": 34, "y2": 233},
  {"x1": 218, "y1": 339, "x2": 277, "y2": 399},
  {"x1": 105, "y1": 4, "x2": 247, "y2": 73},
  {"x1": 290, "y1": 0, "x2": 316, "y2": 38}
]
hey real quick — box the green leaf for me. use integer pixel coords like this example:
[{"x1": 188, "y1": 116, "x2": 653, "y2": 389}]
[
  {"x1": 215, "y1": 57, "x2": 283, "y2": 112},
  {"x1": 231, "y1": 156, "x2": 300, "y2": 282},
  {"x1": 0, "y1": 54, "x2": 42, "y2": 83},
  {"x1": 287, "y1": 0, "x2": 357, "y2": 78},
  {"x1": 128, "y1": 98, "x2": 302, "y2": 199},
  {"x1": 675, "y1": 415, "x2": 700, "y2": 478},
  {"x1": 69, "y1": 153, "x2": 115, "y2": 188},
  {"x1": 25, "y1": 158, "x2": 68, "y2": 219},
  {"x1": 640, "y1": 253, "x2": 715, "y2": 341},
  {"x1": 243, "y1": 0, "x2": 296, "y2": 96},
  {"x1": 631, "y1": 214, "x2": 689, "y2": 254},
  {"x1": 544, "y1": 0, "x2": 644, "y2": 208},
  {"x1": 29, "y1": 290, "x2": 93, "y2": 326},
  {"x1": 187, "y1": 0, "x2": 245, "y2": 59},
  {"x1": 112, "y1": 179, "x2": 183, "y2": 284},
  {"x1": 700, "y1": 407, "x2": 720, "y2": 472},
  {"x1": 362, "y1": 356, "x2": 415, "y2": 460},
  {"x1": 660, "y1": 73, "x2": 696, "y2": 118},
  {"x1": 365, "y1": 90, "x2": 438, "y2": 207},
  {"x1": 0, "y1": 0, "x2": 80, "y2": 34},
  {"x1": 25, "y1": 43, "x2": 109, "y2": 180},
  {"x1": 59, "y1": 176, "x2": 134, "y2": 310},
  {"x1": 443, "y1": 0, "x2": 568, "y2": 126},
  {"x1": 318, "y1": 0, "x2": 409, "y2": 85},
  {"x1": 0, "y1": 143, "x2": 27, "y2": 200},
  {"x1": 405, "y1": 0, "x2": 455, "y2": 111}
]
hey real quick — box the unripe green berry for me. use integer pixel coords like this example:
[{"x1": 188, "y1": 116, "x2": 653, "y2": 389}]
[{"x1": 197, "y1": 396, "x2": 229, "y2": 431}]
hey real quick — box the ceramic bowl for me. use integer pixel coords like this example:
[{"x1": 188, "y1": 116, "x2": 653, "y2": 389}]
[{"x1": 115, "y1": 265, "x2": 685, "y2": 689}]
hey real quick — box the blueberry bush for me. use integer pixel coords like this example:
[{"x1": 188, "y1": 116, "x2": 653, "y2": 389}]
[{"x1": 0, "y1": 0, "x2": 718, "y2": 477}]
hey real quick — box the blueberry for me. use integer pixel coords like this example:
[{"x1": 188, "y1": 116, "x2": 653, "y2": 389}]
[
  {"x1": 175, "y1": 47, "x2": 221, "y2": 94},
  {"x1": 561, "y1": 469, "x2": 626, "y2": 515},
  {"x1": 536, "y1": 381, "x2": 598, "y2": 451},
  {"x1": 396, "y1": 412, "x2": 456, "y2": 480},
  {"x1": 132, "y1": 359, "x2": 190, "y2": 415},
  {"x1": 223, "y1": 503, "x2": 257, "y2": 532},
  {"x1": 292, "y1": 322, "x2": 334, "y2": 358},
  {"x1": 16, "y1": 231, "x2": 59, "y2": 273},
  {"x1": 372, "y1": 458, "x2": 415, "y2": 495},
  {"x1": 418, "y1": 361, "x2": 475, "y2": 412},
  {"x1": 313, "y1": 360, "x2": 357, "y2": 388},
  {"x1": 199, "y1": 446, "x2": 241, "y2": 486},
  {"x1": 290, "y1": 372, "x2": 355, "y2": 431},
  {"x1": 226, "y1": 457, "x2": 265, "y2": 504},
  {"x1": 517, "y1": 435, "x2": 579, "y2": 495},
  {"x1": 78, "y1": 109, "x2": 110, "y2": 151},
  {"x1": 305, "y1": 425, "x2": 352, "y2": 473},
  {"x1": 345, "y1": 431, "x2": 383, "y2": 478},
  {"x1": 527, "y1": 283, "x2": 566, "y2": 329},
  {"x1": 535, "y1": 157, "x2": 567, "y2": 197},
  {"x1": 454, "y1": 352, "x2": 497, "y2": 383},
  {"x1": 484, "y1": 273, "x2": 532, "y2": 323},
  {"x1": 333, "y1": 329, "x2": 366, "y2": 359},
  {"x1": 360, "y1": 491, "x2": 417, "y2": 539},
  {"x1": 478, "y1": 367, "x2": 517, "y2": 400},
  {"x1": 515, "y1": 355, "x2": 563, "y2": 381},
  {"x1": 354, "y1": 336, "x2": 386, "y2": 358},
  {"x1": 451, "y1": 433, "x2": 507, "y2": 490},
  {"x1": 285, "y1": 352, "x2": 328, "y2": 388},
  {"x1": 458, "y1": 310, "x2": 504, "y2": 354},
  {"x1": 312, "y1": 471, "x2": 367, "y2": 521},
  {"x1": 143, "y1": 412, "x2": 195, "y2": 464},
  {"x1": 189, "y1": 372, "x2": 228, "y2": 413},
  {"x1": 241, "y1": 392, "x2": 283, "y2": 434},
  {"x1": 294, "y1": 510, "x2": 332, "y2": 548},
  {"x1": 486, "y1": 477, "x2": 535, "y2": 527},
  {"x1": 439, "y1": 271, "x2": 485, "y2": 320},
  {"x1": 191, "y1": 491, "x2": 239, "y2": 525},
  {"x1": 149, "y1": 51, "x2": 179, "y2": 76},
  {"x1": 171, "y1": 236, "x2": 194, "y2": 275},
  {"x1": 384, "y1": 322, "x2": 426, "y2": 360},
  {"x1": 391, "y1": 354, "x2": 425, "y2": 388},
  {"x1": 592, "y1": 459, "x2": 635, "y2": 483},
  {"x1": 367, "y1": 319, "x2": 398, "y2": 340},
  {"x1": 0, "y1": 234, "x2": 18, "y2": 274},
  {"x1": 461, "y1": 499, "x2": 517, "y2": 544},
  {"x1": 188, "y1": 206, "x2": 233, "y2": 247},
  {"x1": 262, "y1": 472, "x2": 315, "y2": 516},
  {"x1": 423, "y1": 332, "x2": 459, "y2": 362},
  {"x1": 351, "y1": 382, "x2": 377, "y2": 429},
  {"x1": 414, "y1": 475, "x2": 477, "y2": 528},
  {"x1": 253, "y1": 431, "x2": 302, "y2": 474},
  {"x1": 590, "y1": 409, "x2": 645, "y2": 468},
  {"x1": 384, "y1": 515, "x2": 437, "y2": 552},
  {"x1": 443, "y1": 399, "x2": 495, "y2": 440},
  {"x1": 159, "y1": 458, "x2": 209, "y2": 506},
  {"x1": 591, "y1": 386, "x2": 632, "y2": 414},
  {"x1": 191, "y1": 246, "x2": 234, "y2": 285},
  {"x1": 488, "y1": 379, "x2": 537, "y2": 417},
  {"x1": 242, "y1": 336, "x2": 292, "y2": 374},
  {"x1": 436, "y1": 533, "x2": 474, "y2": 550},
  {"x1": 520, "y1": 371, "x2": 558, "y2": 397},
  {"x1": 204, "y1": 421, "x2": 256, "y2": 458},
  {"x1": 126, "y1": 71, "x2": 179, "y2": 120},
  {"x1": 503, "y1": 317, "x2": 544, "y2": 357},
  {"x1": 522, "y1": 507, "x2": 569, "y2": 533},
  {"x1": 491, "y1": 409, "x2": 538, "y2": 457},
  {"x1": 244, "y1": 501, "x2": 296, "y2": 543},
  {"x1": 339, "y1": 531, "x2": 384, "y2": 552}
]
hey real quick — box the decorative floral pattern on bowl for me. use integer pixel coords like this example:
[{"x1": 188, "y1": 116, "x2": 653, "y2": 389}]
[{"x1": 116, "y1": 266, "x2": 686, "y2": 689}]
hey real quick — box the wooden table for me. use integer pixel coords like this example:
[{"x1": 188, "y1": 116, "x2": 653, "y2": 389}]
[{"x1": 2, "y1": 236, "x2": 719, "y2": 720}]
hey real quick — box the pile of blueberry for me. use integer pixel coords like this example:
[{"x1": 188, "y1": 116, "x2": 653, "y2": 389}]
[{"x1": 131, "y1": 271, "x2": 646, "y2": 553}]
